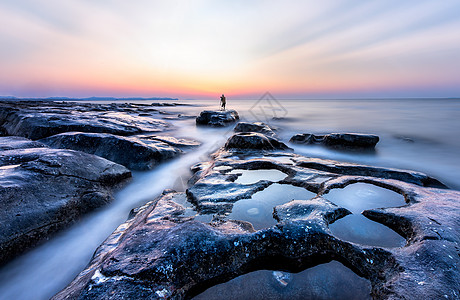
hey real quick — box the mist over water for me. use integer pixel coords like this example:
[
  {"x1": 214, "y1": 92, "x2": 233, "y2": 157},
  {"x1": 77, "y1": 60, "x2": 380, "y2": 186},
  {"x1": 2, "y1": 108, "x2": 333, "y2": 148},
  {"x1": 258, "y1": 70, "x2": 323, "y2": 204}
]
[{"x1": 0, "y1": 98, "x2": 458, "y2": 299}]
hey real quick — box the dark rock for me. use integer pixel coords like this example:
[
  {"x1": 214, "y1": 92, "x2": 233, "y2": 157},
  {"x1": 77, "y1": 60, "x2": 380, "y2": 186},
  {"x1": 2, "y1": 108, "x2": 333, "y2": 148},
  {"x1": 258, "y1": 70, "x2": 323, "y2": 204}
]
[
  {"x1": 0, "y1": 147, "x2": 131, "y2": 266},
  {"x1": 294, "y1": 157, "x2": 447, "y2": 189},
  {"x1": 234, "y1": 122, "x2": 276, "y2": 137},
  {"x1": 55, "y1": 134, "x2": 459, "y2": 300},
  {"x1": 40, "y1": 132, "x2": 182, "y2": 171},
  {"x1": 0, "y1": 136, "x2": 47, "y2": 151},
  {"x1": 196, "y1": 110, "x2": 239, "y2": 127},
  {"x1": 290, "y1": 133, "x2": 379, "y2": 149},
  {"x1": 135, "y1": 134, "x2": 201, "y2": 148},
  {"x1": 0, "y1": 101, "x2": 171, "y2": 140},
  {"x1": 52, "y1": 190, "x2": 397, "y2": 300},
  {"x1": 273, "y1": 197, "x2": 352, "y2": 224},
  {"x1": 225, "y1": 132, "x2": 290, "y2": 150}
]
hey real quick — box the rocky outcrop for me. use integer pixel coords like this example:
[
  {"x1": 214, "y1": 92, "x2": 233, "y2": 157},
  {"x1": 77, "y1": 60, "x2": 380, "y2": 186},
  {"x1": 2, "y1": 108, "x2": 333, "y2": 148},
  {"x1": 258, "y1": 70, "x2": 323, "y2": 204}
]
[
  {"x1": 40, "y1": 132, "x2": 183, "y2": 171},
  {"x1": 225, "y1": 132, "x2": 290, "y2": 150},
  {"x1": 0, "y1": 101, "x2": 171, "y2": 140},
  {"x1": 55, "y1": 134, "x2": 458, "y2": 299},
  {"x1": 135, "y1": 135, "x2": 201, "y2": 148},
  {"x1": 0, "y1": 136, "x2": 47, "y2": 151},
  {"x1": 0, "y1": 137, "x2": 131, "y2": 265},
  {"x1": 295, "y1": 157, "x2": 447, "y2": 188},
  {"x1": 290, "y1": 133, "x2": 379, "y2": 149},
  {"x1": 234, "y1": 122, "x2": 276, "y2": 137},
  {"x1": 195, "y1": 110, "x2": 239, "y2": 127}
]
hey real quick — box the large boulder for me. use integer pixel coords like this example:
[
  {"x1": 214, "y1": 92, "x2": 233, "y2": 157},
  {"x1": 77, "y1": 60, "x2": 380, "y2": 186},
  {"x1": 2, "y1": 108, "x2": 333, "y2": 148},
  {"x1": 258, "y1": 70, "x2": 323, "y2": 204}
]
[
  {"x1": 0, "y1": 101, "x2": 171, "y2": 140},
  {"x1": 196, "y1": 110, "x2": 239, "y2": 127},
  {"x1": 233, "y1": 122, "x2": 276, "y2": 137},
  {"x1": 225, "y1": 132, "x2": 290, "y2": 150},
  {"x1": 0, "y1": 138, "x2": 131, "y2": 265},
  {"x1": 290, "y1": 133, "x2": 379, "y2": 149},
  {"x1": 40, "y1": 132, "x2": 182, "y2": 170}
]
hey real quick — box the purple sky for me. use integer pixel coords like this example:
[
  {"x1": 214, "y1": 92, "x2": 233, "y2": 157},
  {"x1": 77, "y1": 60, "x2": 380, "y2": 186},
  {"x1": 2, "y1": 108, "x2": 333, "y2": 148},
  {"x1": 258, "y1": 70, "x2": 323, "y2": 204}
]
[{"x1": 1, "y1": 0, "x2": 460, "y2": 99}]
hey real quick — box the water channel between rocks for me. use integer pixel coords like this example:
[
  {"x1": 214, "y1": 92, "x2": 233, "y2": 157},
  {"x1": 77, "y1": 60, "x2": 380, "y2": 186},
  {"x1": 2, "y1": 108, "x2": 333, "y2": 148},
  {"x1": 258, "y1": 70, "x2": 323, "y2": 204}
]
[{"x1": 325, "y1": 183, "x2": 407, "y2": 247}]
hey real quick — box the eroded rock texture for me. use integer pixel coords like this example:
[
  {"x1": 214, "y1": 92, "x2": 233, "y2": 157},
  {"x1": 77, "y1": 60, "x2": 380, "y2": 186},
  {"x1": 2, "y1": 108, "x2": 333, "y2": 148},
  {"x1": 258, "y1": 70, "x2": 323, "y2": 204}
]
[
  {"x1": 0, "y1": 101, "x2": 201, "y2": 171},
  {"x1": 290, "y1": 133, "x2": 379, "y2": 150},
  {"x1": 225, "y1": 132, "x2": 290, "y2": 151},
  {"x1": 55, "y1": 130, "x2": 459, "y2": 300},
  {"x1": 195, "y1": 110, "x2": 239, "y2": 127},
  {"x1": 0, "y1": 101, "x2": 171, "y2": 140},
  {"x1": 234, "y1": 122, "x2": 276, "y2": 137},
  {"x1": 40, "y1": 132, "x2": 183, "y2": 171},
  {"x1": 0, "y1": 137, "x2": 131, "y2": 265},
  {"x1": 0, "y1": 101, "x2": 200, "y2": 267}
]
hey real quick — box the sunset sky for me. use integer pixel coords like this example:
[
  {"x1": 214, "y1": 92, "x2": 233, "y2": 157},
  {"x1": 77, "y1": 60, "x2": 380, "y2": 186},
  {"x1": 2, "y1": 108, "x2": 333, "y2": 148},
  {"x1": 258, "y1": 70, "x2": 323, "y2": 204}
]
[{"x1": 1, "y1": 0, "x2": 460, "y2": 99}]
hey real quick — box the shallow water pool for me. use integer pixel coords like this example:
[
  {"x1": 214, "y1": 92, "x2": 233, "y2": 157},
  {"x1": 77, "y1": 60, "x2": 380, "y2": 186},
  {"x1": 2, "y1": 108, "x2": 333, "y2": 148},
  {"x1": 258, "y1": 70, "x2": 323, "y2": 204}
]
[
  {"x1": 329, "y1": 214, "x2": 406, "y2": 248},
  {"x1": 229, "y1": 169, "x2": 288, "y2": 184},
  {"x1": 228, "y1": 183, "x2": 316, "y2": 230},
  {"x1": 193, "y1": 260, "x2": 371, "y2": 300},
  {"x1": 325, "y1": 183, "x2": 406, "y2": 247},
  {"x1": 324, "y1": 182, "x2": 406, "y2": 213}
]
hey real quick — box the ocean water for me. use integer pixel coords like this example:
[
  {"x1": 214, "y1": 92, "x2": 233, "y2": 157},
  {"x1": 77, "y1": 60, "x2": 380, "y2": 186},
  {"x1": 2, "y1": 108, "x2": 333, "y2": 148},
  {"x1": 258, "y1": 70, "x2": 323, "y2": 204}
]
[{"x1": 0, "y1": 98, "x2": 458, "y2": 299}]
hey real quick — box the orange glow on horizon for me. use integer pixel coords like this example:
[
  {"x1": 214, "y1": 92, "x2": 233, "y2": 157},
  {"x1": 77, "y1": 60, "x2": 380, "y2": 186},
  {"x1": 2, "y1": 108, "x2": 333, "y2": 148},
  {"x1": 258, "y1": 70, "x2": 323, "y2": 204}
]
[{"x1": 1, "y1": 1, "x2": 459, "y2": 98}]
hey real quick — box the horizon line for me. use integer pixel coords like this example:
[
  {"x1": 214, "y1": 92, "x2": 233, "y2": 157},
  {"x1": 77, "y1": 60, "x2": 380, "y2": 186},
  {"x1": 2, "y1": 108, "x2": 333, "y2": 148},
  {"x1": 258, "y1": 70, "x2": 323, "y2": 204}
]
[{"x1": 1, "y1": 95, "x2": 460, "y2": 101}]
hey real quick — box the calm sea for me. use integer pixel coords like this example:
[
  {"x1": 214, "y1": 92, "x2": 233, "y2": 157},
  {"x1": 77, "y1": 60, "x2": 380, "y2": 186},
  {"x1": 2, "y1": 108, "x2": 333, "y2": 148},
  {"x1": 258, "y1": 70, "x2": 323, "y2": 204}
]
[{"x1": 171, "y1": 98, "x2": 460, "y2": 190}]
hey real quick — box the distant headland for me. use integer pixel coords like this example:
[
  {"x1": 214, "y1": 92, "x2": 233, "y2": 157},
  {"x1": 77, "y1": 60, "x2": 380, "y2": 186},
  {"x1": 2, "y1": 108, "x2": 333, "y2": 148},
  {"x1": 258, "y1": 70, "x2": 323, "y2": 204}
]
[{"x1": 0, "y1": 96, "x2": 179, "y2": 101}]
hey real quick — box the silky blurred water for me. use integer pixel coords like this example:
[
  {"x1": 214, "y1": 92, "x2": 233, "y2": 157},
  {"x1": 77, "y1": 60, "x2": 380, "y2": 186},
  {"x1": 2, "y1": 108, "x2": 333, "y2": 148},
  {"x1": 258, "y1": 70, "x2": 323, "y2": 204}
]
[{"x1": 0, "y1": 98, "x2": 458, "y2": 299}]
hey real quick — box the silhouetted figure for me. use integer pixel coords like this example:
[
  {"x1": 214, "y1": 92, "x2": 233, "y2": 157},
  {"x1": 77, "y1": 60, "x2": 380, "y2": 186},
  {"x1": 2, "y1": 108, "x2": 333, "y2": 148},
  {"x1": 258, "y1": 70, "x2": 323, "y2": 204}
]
[{"x1": 220, "y1": 94, "x2": 226, "y2": 111}]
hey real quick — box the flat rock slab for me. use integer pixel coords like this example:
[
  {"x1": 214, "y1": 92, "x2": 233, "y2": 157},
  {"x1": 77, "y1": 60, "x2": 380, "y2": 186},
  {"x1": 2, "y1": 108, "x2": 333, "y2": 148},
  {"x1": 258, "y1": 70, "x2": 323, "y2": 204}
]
[
  {"x1": 40, "y1": 132, "x2": 183, "y2": 171},
  {"x1": 234, "y1": 122, "x2": 276, "y2": 137},
  {"x1": 135, "y1": 134, "x2": 201, "y2": 148},
  {"x1": 290, "y1": 133, "x2": 379, "y2": 149},
  {"x1": 0, "y1": 136, "x2": 47, "y2": 151},
  {"x1": 0, "y1": 137, "x2": 131, "y2": 265},
  {"x1": 0, "y1": 101, "x2": 171, "y2": 140},
  {"x1": 196, "y1": 110, "x2": 239, "y2": 127},
  {"x1": 56, "y1": 133, "x2": 459, "y2": 299},
  {"x1": 225, "y1": 132, "x2": 290, "y2": 151}
]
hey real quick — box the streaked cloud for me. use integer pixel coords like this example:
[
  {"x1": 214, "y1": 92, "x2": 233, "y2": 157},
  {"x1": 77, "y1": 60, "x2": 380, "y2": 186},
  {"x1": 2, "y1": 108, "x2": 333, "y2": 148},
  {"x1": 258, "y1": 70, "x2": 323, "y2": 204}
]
[{"x1": 0, "y1": 0, "x2": 459, "y2": 98}]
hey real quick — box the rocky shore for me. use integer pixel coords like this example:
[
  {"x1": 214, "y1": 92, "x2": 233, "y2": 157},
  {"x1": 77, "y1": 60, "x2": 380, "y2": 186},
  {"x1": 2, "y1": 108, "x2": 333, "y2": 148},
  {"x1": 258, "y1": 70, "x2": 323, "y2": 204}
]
[
  {"x1": 195, "y1": 110, "x2": 239, "y2": 127},
  {"x1": 0, "y1": 101, "x2": 199, "y2": 265},
  {"x1": 52, "y1": 122, "x2": 459, "y2": 299},
  {"x1": 1, "y1": 102, "x2": 458, "y2": 299}
]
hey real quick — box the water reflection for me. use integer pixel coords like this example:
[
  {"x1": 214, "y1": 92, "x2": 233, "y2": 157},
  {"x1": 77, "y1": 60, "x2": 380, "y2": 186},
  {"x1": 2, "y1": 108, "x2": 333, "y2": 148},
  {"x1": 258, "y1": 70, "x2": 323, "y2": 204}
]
[
  {"x1": 228, "y1": 184, "x2": 316, "y2": 230},
  {"x1": 329, "y1": 214, "x2": 406, "y2": 248},
  {"x1": 324, "y1": 182, "x2": 406, "y2": 213},
  {"x1": 229, "y1": 169, "x2": 287, "y2": 184},
  {"x1": 325, "y1": 183, "x2": 406, "y2": 247},
  {"x1": 193, "y1": 260, "x2": 371, "y2": 300}
]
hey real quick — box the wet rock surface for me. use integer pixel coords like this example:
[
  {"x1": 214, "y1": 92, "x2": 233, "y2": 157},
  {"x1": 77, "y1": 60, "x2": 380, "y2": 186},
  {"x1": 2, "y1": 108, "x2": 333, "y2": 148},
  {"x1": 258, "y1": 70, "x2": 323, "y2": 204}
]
[
  {"x1": 0, "y1": 139, "x2": 131, "y2": 265},
  {"x1": 135, "y1": 135, "x2": 201, "y2": 148},
  {"x1": 290, "y1": 133, "x2": 379, "y2": 149},
  {"x1": 0, "y1": 101, "x2": 172, "y2": 140},
  {"x1": 234, "y1": 121, "x2": 276, "y2": 137},
  {"x1": 40, "y1": 132, "x2": 183, "y2": 171},
  {"x1": 0, "y1": 136, "x2": 47, "y2": 151},
  {"x1": 56, "y1": 131, "x2": 459, "y2": 299},
  {"x1": 225, "y1": 132, "x2": 290, "y2": 150},
  {"x1": 195, "y1": 110, "x2": 239, "y2": 127},
  {"x1": 0, "y1": 101, "x2": 202, "y2": 171}
]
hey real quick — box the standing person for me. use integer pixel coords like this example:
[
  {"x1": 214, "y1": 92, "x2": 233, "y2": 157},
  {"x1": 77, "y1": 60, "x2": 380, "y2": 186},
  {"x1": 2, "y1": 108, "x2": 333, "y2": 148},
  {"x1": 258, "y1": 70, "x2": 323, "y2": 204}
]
[{"x1": 220, "y1": 94, "x2": 226, "y2": 111}]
